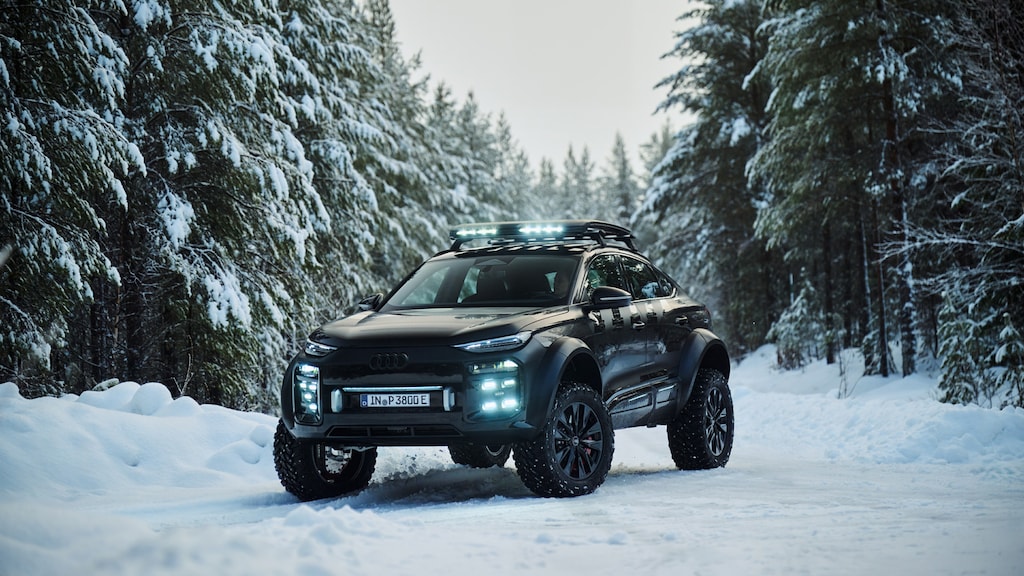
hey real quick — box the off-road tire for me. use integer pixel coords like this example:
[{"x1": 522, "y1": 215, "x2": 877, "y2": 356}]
[
  {"x1": 274, "y1": 420, "x2": 377, "y2": 501},
  {"x1": 513, "y1": 382, "x2": 614, "y2": 497},
  {"x1": 668, "y1": 368, "x2": 734, "y2": 470},
  {"x1": 448, "y1": 443, "x2": 512, "y2": 468}
]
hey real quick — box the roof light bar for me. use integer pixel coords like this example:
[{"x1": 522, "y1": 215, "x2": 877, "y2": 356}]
[{"x1": 448, "y1": 220, "x2": 636, "y2": 251}]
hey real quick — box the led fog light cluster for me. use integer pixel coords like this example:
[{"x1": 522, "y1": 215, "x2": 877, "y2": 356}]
[{"x1": 467, "y1": 359, "x2": 521, "y2": 416}]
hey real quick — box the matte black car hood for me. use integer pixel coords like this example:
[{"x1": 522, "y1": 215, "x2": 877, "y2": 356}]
[{"x1": 315, "y1": 307, "x2": 559, "y2": 346}]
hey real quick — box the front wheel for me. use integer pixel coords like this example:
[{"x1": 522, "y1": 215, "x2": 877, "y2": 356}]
[
  {"x1": 448, "y1": 442, "x2": 512, "y2": 468},
  {"x1": 514, "y1": 382, "x2": 614, "y2": 497},
  {"x1": 667, "y1": 368, "x2": 734, "y2": 470},
  {"x1": 274, "y1": 420, "x2": 377, "y2": 501}
]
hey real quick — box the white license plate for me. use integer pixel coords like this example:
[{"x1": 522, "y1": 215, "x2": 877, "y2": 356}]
[{"x1": 360, "y1": 393, "x2": 431, "y2": 408}]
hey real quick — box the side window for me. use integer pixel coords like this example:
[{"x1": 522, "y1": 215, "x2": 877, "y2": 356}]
[
  {"x1": 584, "y1": 255, "x2": 626, "y2": 301},
  {"x1": 622, "y1": 257, "x2": 670, "y2": 300}
]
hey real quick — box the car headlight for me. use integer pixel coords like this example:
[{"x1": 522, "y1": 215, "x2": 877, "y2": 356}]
[
  {"x1": 305, "y1": 339, "x2": 337, "y2": 357},
  {"x1": 453, "y1": 331, "x2": 531, "y2": 353},
  {"x1": 293, "y1": 363, "x2": 322, "y2": 424}
]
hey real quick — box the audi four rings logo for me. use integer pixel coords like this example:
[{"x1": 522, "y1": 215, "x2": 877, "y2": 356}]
[{"x1": 369, "y1": 353, "x2": 409, "y2": 370}]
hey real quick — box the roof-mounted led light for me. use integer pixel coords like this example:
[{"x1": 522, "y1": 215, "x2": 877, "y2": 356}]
[
  {"x1": 456, "y1": 226, "x2": 499, "y2": 237},
  {"x1": 519, "y1": 224, "x2": 565, "y2": 236},
  {"x1": 448, "y1": 220, "x2": 638, "y2": 251}
]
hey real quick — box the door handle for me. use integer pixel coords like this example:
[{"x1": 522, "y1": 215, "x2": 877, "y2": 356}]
[
  {"x1": 674, "y1": 316, "x2": 689, "y2": 326},
  {"x1": 632, "y1": 321, "x2": 646, "y2": 330}
]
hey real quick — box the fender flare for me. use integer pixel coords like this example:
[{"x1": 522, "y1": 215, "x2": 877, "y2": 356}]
[
  {"x1": 674, "y1": 328, "x2": 730, "y2": 412},
  {"x1": 279, "y1": 358, "x2": 298, "y2": 429},
  {"x1": 521, "y1": 337, "x2": 602, "y2": 430}
]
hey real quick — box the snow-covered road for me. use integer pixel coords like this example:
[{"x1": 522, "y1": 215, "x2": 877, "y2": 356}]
[{"x1": 2, "y1": 346, "x2": 1022, "y2": 575}]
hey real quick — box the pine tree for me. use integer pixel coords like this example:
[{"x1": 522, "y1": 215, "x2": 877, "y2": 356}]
[
  {"x1": 924, "y1": 0, "x2": 1024, "y2": 407},
  {"x1": 100, "y1": 0, "x2": 348, "y2": 406},
  {"x1": 597, "y1": 133, "x2": 640, "y2": 224},
  {"x1": 638, "y1": 122, "x2": 674, "y2": 189},
  {"x1": 531, "y1": 158, "x2": 561, "y2": 221},
  {"x1": 493, "y1": 113, "x2": 535, "y2": 219},
  {"x1": 341, "y1": 0, "x2": 450, "y2": 287},
  {"x1": 636, "y1": 0, "x2": 779, "y2": 354},
  {"x1": 0, "y1": 1, "x2": 144, "y2": 394},
  {"x1": 995, "y1": 313, "x2": 1024, "y2": 408},
  {"x1": 767, "y1": 281, "x2": 824, "y2": 369},
  {"x1": 559, "y1": 145, "x2": 596, "y2": 219},
  {"x1": 750, "y1": 0, "x2": 958, "y2": 374}
]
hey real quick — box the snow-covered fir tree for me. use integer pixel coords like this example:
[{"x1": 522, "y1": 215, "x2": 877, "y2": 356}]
[
  {"x1": 634, "y1": 0, "x2": 779, "y2": 355},
  {"x1": 0, "y1": 0, "x2": 545, "y2": 409},
  {"x1": 557, "y1": 145, "x2": 596, "y2": 219},
  {"x1": 596, "y1": 133, "x2": 640, "y2": 224},
  {"x1": 926, "y1": 0, "x2": 1024, "y2": 407},
  {"x1": 0, "y1": 1, "x2": 144, "y2": 394}
]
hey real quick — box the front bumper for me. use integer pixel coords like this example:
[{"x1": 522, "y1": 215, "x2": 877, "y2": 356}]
[{"x1": 281, "y1": 340, "x2": 549, "y2": 446}]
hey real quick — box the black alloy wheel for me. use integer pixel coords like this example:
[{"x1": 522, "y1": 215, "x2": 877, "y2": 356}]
[
  {"x1": 514, "y1": 382, "x2": 614, "y2": 497},
  {"x1": 667, "y1": 368, "x2": 734, "y2": 470}
]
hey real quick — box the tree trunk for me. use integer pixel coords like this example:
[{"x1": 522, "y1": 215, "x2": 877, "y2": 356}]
[
  {"x1": 822, "y1": 223, "x2": 836, "y2": 365},
  {"x1": 870, "y1": 201, "x2": 890, "y2": 378},
  {"x1": 880, "y1": 29, "x2": 917, "y2": 376}
]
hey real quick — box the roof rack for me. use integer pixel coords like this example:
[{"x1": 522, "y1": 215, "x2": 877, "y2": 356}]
[{"x1": 449, "y1": 220, "x2": 637, "y2": 251}]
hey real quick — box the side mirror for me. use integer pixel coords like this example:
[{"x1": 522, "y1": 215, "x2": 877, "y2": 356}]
[
  {"x1": 587, "y1": 286, "x2": 632, "y2": 310},
  {"x1": 357, "y1": 293, "x2": 384, "y2": 312}
]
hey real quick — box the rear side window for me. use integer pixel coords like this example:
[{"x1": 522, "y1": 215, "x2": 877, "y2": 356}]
[{"x1": 621, "y1": 257, "x2": 674, "y2": 300}]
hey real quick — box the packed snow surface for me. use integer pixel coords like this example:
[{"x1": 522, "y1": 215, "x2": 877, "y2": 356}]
[{"x1": 2, "y1": 346, "x2": 1022, "y2": 575}]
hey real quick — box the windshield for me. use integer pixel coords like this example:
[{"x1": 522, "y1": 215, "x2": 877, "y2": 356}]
[{"x1": 383, "y1": 254, "x2": 580, "y2": 310}]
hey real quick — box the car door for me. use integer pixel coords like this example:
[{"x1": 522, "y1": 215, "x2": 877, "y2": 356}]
[
  {"x1": 580, "y1": 254, "x2": 651, "y2": 424},
  {"x1": 620, "y1": 256, "x2": 699, "y2": 417}
]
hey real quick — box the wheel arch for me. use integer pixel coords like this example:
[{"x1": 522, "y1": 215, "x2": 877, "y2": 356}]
[
  {"x1": 523, "y1": 337, "x2": 602, "y2": 430},
  {"x1": 675, "y1": 328, "x2": 731, "y2": 411},
  {"x1": 279, "y1": 359, "x2": 298, "y2": 428}
]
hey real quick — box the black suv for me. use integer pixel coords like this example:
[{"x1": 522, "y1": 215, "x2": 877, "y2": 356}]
[{"x1": 274, "y1": 221, "x2": 733, "y2": 499}]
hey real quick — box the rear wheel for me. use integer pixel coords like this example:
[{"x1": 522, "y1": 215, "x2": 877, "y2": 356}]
[
  {"x1": 274, "y1": 420, "x2": 377, "y2": 501},
  {"x1": 514, "y1": 382, "x2": 614, "y2": 497},
  {"x1": 448, "y1": 442, "x2": 512, "y2": 468},
  {"x1": 668, "y1": 368, "x2": 734, "y2": 470}
]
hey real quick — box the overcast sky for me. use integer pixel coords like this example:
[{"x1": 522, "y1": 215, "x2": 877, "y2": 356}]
[{"x1": 388, "y1": 0, "x2": 691, "y2": 171}]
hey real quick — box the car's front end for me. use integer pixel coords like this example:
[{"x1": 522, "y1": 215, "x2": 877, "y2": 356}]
[{"x1": 279, "y1": 305, "x2": 583, "y2": 447}]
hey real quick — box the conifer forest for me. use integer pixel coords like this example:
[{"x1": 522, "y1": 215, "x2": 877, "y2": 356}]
[{"x1": 2, "y1": 0, "x2": 1021, "y2": 410}]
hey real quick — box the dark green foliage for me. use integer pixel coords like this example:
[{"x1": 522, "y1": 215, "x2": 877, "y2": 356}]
[
  {"x1": 634, "y1": 0, "x2": 779, "y2": 355},
  {"x1": 0, "y1": 0, "x2": 143, "y2": 391},
  {"x1": 636, "y1": 0, "x2": 1022, "y2": 406},
  {"x1": 0, "y1": 0, "x2": 542, "y2": 409},
  {"x1": 926, "y1": 0, "x2": 1024, "y2": 407}
]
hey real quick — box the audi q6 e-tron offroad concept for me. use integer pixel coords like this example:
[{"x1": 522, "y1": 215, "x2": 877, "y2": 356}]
[{"x1": 274, "y1": 221, "x2": 734, "y2": 500}]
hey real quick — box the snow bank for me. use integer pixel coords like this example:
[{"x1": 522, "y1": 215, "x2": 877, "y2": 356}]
[
  {"x1": 730, "y1": 346, "x2": 1024, "y2": 475},
  {"x1": 0, "y1": 381, "x2": 278, "y2": 497},
  {"x1": 1, "y1": 348, "x2": 1022, "y2": 576},
  {"x1": 3, "y1": 353, "x2": 1021, "y2": 502}
]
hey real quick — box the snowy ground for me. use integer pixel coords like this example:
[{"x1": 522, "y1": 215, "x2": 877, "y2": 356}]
[{"x1": 2, "y1": 346, "x2": 1023, "y2": 576}]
